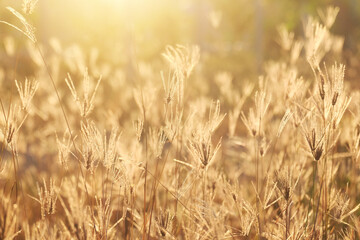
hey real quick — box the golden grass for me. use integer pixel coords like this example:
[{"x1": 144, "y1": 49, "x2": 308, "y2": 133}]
[{"x1": 0, "y1": 2, "x2": 359, "y2": 240}]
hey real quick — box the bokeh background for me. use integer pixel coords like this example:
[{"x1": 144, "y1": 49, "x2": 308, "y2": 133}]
[{"x1": 0, "y1": 0, "x2": 360, "y2": 84}]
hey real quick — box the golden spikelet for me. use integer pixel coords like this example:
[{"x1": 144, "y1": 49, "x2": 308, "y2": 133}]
[
  {"x1": 0, "y1": 7, "x2": 36, "y2": 42},
  {"x1": 15, "y1": 78, "x2": 39, "y2": 111},
  {"x1": 22, "y1": 0, "x2": 38, "y2": 15},
  {"x1": 31, "y1": 178, "x2": 59, "y2": 219},
  {"x1": 65, "y1": 68, "x2": 102, "y2": 118}
]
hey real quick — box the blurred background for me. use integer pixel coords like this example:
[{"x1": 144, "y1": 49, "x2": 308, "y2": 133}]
[{"x1": 0, "y1": 0, "x2": 360, "y2": 83}]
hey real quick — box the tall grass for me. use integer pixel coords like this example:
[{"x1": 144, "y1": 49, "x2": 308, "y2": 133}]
[{"x1": 0, "y1": 2, "x2": 359, "y2": 240}]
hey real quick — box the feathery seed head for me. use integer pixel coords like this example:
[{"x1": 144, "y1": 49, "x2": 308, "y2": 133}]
[
  {"x1": 155, "y1": 208, "x2": 174, "y2": 237},
  {"x1": 35, "y1": 178, "x2": 58, "y2": 219},
  {"x1": 133, "y1": 117, "x2": 144, "y2": 142},
  {"x1": 4, "y1": 7, "x2": 37, "y2": 42},
  {"x1": 277, "y1": 25, "x2": 294, "y2": 51},
  {"x1": 162, "y1": 44, "x2": 200, "y2": 79},
  {"x1": 318, "y1": 6, "x2": 340, "y2": 29},
  {"x1": 22, "y1": 0, "x2": 38, "y2": 15},
  {"x1": 55, "y1": 131, "x2": 72, "y2": 171},
  {"x1": 319, "y1": 74, "x2": 325, "y2": 100},
  {"x1": 15, "y1": 78, "x2": 39, "y2": 111},
  {"x1": 65, "y1": 68, "x2": 102, "y2": 118},
  {"x1": 241, "y1": 91, "x2": 271, "y2": 137},
  {"x1": 4, "y1": 105, "x2": 20, "y2": 145}
]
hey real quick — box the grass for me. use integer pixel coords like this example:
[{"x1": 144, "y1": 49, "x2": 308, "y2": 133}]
[{"x1": 0, "y1": 2, "x2": 359, "y2": 240}]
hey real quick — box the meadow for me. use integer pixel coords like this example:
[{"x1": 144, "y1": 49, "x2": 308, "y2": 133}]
[{"x1": 0, "y1": 1, "x2": 359, "y2": 239}]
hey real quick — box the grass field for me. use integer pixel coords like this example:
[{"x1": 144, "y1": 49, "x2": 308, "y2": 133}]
[{"x1": 0, "y1": 1, "x2": 359, "y2": 239}]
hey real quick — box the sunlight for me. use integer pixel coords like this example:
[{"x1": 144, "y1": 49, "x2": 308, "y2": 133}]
[{"x1": 0, "y1": 1, "x2": 359, "y2": 238}]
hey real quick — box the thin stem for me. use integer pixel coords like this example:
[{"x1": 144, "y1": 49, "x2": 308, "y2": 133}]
[
  {"x1": 285, "y1": 199, "x2": 289, "y2": 240},
  {"x1": 255, "y1": 136, "x2": 262, "y2": 239}
]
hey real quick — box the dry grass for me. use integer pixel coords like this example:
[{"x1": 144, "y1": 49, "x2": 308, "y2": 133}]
[{"x1": 0, "y1": 2, "x2": 359, "y2": 240}]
